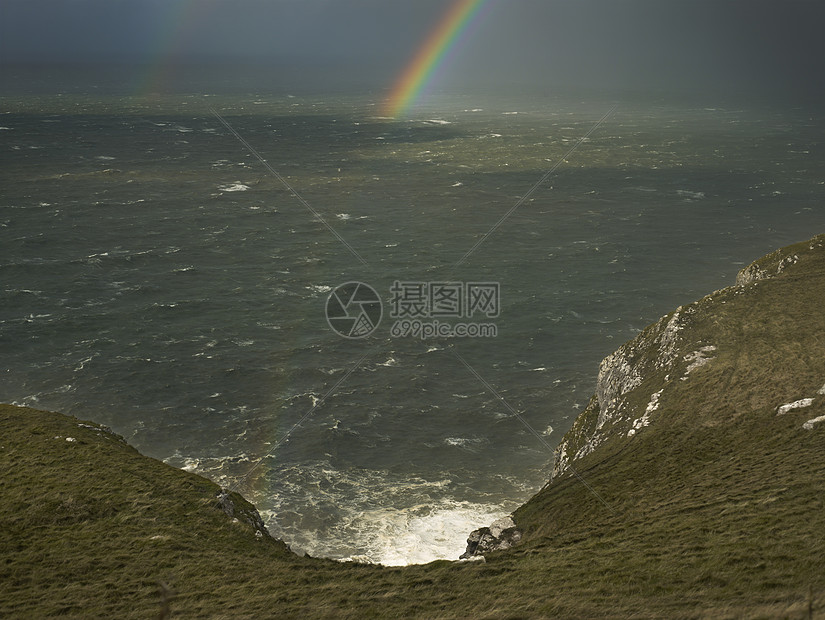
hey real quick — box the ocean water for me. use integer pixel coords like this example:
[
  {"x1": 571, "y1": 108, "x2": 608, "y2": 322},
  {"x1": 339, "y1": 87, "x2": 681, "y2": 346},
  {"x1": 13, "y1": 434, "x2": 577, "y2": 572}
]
[{"x1": 2, "y1": 86, "x2": 824, "y2": 564}]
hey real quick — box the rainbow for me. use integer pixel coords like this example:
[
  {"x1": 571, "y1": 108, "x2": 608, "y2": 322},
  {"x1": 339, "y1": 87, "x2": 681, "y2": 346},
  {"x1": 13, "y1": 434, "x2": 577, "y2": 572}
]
[{"x1": 384, "y1": 0, "x2": 490, "y2": 117}]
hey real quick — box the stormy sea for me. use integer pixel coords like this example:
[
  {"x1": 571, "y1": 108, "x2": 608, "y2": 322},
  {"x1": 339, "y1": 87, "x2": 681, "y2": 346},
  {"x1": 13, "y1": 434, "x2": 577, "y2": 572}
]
[{"x1": 2, "y1": 70, "x2": 824, "y2": 564}]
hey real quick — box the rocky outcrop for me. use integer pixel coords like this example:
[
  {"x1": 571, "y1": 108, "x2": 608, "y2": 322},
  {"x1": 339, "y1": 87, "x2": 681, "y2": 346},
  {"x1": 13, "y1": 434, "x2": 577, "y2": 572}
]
[
  {"x1": 552, "y1": 232, "x2": 825, "y2": 480},
  {"x1": 216, "y1": 488, "x2": 270, "y2": 539},
  {"x1": 735, "y1": 233, "x2": 824, "y2": 286},
  {"x1": 459, "y1": 516, "x2": 522, "y2": 559},
  {"x1": 551, "y1": 305, "x2": 698, "y2": 478}
]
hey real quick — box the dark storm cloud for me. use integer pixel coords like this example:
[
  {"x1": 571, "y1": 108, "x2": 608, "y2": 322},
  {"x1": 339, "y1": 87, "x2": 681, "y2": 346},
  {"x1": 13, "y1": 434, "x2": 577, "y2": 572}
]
[
  {"x1": 453, "y1": 0, "x2": 825, "y2": 98},
  {"x1": 2, "y1": 0, "x2": 824, "y2": 99},
  {"x1": 0, "y1": 0, "x2": 442, "y2": 65}
]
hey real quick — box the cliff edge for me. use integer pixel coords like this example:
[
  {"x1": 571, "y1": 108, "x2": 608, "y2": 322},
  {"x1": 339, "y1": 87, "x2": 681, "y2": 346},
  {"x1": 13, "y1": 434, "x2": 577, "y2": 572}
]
[
  {"x1": 551, "y1": 232, "x2": 825, "y2": 481},
  {"x1": 507, "y1": 234, "x2": 825, "y2": 616}
]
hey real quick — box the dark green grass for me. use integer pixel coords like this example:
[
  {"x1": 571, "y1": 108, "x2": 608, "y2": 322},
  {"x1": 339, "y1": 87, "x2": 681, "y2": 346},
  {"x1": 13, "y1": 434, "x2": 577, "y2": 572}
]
[{"x1": 2, "y1": 235, "x2": 825, "y2": 618}]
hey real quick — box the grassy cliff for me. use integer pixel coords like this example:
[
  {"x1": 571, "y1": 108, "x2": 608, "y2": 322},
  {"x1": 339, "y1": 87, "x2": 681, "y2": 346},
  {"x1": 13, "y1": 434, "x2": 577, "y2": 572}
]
[{"x1": 2, "y1": 235, "x2": 825, "y2": 618}]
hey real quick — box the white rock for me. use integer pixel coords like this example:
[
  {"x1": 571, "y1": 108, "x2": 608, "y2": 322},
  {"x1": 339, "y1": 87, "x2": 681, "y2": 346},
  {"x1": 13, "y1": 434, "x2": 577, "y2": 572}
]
[
  {"x1": 645, "y1": 390, "x2": 663, "y2": 415},
  {"x1": 65, "y1": 437, "x2": 77, "y2": 442},
  {"x1": 802, "y1": 415, "x2": 825, "y2": 430},
  {"x1": 629, "y1": 389, "x2": 663, "y2": 432},
  {"x1": 777, "y1": 398, "x2": 815, "y2": 415},
  {"x1": 656, "y1": 311, "x2": 683, "y2": 367},
  {"x1": 681, "y1": 346, "x2": 717, "y2": 380}
]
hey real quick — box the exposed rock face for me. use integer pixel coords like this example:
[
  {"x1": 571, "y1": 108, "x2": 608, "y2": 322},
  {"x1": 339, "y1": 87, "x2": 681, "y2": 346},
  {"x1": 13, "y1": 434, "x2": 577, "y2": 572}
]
[
  {"x1": 803, "y1": 415, "x2": 825, "y2": 430},
  {"x1": 552, "y1": 232, "x2": 825, "y2": 480},
  {"x1": 215, "y1": 489, "x2": 270, "y2": 538},
  {"x1": 735, "y1": 233, "x2": 824, "y2": 286},
  {"x1": 736, "y1": 252, "x2": 799, "y2": 285},
  {"x1": 459, "y1": 516, "x2": 522, "y2": 559},
  {"x1": 776, "y1": 398, "x2": 815, "y2": 415},
  {"x1": 552, "y1": 306, "x2": 698, "y2": 478}
]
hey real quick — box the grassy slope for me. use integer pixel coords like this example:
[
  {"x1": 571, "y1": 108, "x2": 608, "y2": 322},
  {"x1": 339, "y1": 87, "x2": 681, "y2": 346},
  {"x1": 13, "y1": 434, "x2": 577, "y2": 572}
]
[{"x1": 2, "y1": 236, "x2": 825, "y2": 619}]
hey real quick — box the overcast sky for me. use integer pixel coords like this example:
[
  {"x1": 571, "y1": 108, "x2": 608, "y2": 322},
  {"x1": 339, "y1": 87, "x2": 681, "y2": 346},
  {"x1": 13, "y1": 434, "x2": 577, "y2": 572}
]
[{"x1": 2, "y1": 0, "x2": 824, "y2": 99}]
